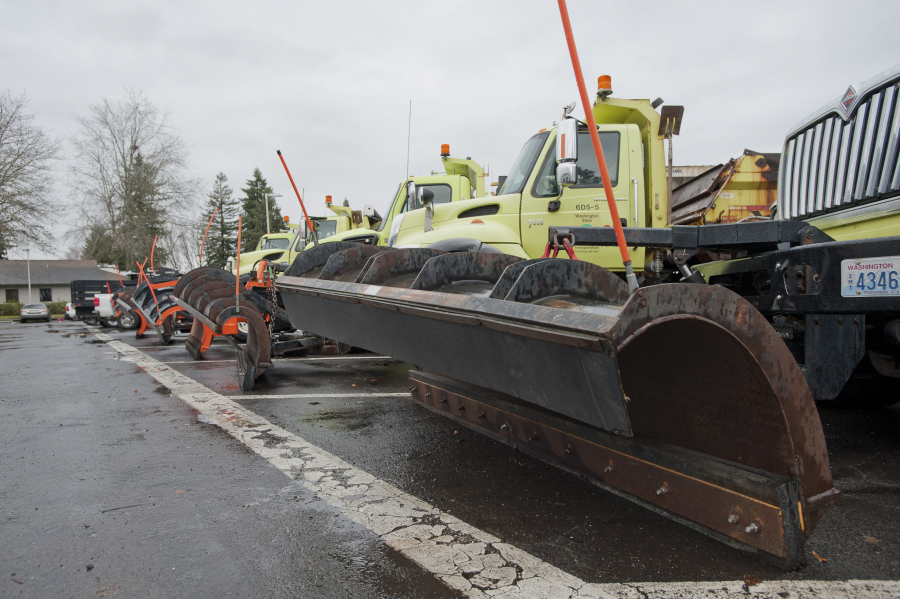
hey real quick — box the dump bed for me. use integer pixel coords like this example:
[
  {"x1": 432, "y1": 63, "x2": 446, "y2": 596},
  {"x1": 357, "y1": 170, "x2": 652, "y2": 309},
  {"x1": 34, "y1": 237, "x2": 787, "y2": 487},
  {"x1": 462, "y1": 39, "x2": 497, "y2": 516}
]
[{"x1": 70, "y1": 280, "x2": 128, "y2": 317}]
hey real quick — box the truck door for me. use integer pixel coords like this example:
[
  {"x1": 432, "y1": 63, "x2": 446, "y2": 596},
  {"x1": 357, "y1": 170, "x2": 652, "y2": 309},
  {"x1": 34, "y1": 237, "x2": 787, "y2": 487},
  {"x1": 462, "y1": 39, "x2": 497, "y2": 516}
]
[
  {"x1": 388, "y1": 180, "x2": 455, "y2": 246},
  {"x1": 520, "y1": 124, "x2": 644, "y2": 269}
]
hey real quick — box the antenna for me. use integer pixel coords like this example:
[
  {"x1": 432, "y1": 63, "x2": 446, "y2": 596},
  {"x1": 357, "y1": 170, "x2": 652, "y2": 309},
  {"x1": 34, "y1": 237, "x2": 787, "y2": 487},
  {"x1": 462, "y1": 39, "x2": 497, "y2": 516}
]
[{"x1": 406, "y1": 99, "x2": 412, "y2": 179}]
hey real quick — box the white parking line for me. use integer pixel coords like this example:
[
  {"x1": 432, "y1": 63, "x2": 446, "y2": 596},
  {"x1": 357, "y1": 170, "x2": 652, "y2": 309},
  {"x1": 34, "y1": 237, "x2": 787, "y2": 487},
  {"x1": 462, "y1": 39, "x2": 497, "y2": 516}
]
[{"x1": 96, "y1": 331, "x2": 899, "y2": 599}]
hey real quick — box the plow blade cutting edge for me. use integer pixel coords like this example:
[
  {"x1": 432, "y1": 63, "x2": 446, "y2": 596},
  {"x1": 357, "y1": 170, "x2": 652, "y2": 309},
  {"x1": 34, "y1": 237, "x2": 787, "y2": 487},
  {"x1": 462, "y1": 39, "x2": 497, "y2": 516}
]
[{"x1": 276, "y1": 245, "x2": 838, "y2": 568}]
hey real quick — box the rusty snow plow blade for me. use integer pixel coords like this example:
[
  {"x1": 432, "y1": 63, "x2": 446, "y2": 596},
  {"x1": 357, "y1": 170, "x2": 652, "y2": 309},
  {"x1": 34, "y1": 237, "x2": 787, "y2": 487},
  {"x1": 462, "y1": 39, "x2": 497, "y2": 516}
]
[
  {"x1": 172, "y1": 267, "x2": 274, "y2": 391},
  {"x1": 129, "y1": 268, "x2": 188, "y2": 345},
  {"x1": 276, "y1": 246, "x2": 838, "y2": 568}
]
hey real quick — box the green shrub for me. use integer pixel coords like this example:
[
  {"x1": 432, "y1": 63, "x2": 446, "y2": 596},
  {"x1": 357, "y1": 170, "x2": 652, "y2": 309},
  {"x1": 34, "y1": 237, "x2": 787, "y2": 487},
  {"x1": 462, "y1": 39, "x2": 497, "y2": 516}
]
[
  {"x1": 0, "y1": 302, "x2": 23, "y2": 316},
  {"x1": 47, "y1": 301, "x2": 67, "y2": 314}
]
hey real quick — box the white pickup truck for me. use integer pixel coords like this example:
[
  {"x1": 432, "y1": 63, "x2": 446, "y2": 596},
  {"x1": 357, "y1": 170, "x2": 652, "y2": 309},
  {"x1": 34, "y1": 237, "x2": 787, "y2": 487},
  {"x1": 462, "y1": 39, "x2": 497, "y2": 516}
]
[{"x1": 92, "y1": 293, "x2": 119, "y2": 327}]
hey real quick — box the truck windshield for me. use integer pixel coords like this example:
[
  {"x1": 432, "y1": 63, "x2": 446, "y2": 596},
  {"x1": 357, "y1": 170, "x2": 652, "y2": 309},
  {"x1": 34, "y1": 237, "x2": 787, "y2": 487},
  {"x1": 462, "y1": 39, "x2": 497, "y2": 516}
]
[
  {"x1": 375, "y1": 183, "x2": 403, "y2": 232},
  {"x1": 262, "y1": 237, "x2": 291, "y2": 250},
  {"x1": 498, "y1": 132, "x2": 549, "y2": 195},
  {"x1": 532, "y1": 131, "x2": 620, "y2": 196}
]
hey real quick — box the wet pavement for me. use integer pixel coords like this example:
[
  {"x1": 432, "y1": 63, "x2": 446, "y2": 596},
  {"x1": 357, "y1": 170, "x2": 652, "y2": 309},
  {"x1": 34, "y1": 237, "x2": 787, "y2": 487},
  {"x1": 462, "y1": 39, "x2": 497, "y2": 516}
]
[{"x1": 1, "y1": 319, "x2": 899, "y2": 597}]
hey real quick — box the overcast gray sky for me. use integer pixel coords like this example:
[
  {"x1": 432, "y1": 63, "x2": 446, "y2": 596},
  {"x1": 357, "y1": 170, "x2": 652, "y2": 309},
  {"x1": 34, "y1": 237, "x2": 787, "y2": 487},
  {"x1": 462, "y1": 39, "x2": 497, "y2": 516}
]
[{"x1": 5, "y1": 0, "x2": 900, "y2": 259}]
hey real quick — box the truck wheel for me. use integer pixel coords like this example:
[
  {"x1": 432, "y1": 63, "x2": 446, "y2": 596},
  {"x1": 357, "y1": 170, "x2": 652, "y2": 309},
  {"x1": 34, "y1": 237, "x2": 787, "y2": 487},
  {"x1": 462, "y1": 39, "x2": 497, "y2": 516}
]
[
  {"x1": 101, "y1": 318, "x2": 118, "y2": 328},
  {"x1": 118, "y1": 311, "x2": 139, "y2": 330}
]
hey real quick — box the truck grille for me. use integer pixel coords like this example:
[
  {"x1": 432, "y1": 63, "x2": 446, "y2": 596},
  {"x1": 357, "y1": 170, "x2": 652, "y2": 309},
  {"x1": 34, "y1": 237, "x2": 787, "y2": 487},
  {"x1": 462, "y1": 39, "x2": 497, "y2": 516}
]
[{"x1": 780, "y1": 83, "x2": 900, "y2": 220}]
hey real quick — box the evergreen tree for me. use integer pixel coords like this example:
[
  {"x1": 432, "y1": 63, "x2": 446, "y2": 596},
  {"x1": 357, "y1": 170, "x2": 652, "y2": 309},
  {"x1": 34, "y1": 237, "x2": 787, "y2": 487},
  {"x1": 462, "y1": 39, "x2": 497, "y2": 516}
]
[
  {"x1": 240, "y1": 168, "x2": 285, "y2": 253},
  {"x1": 84, "y1": 152, "x2": 169, "y2": 268},
  {"x1": 200, "y1": 172, "x2": 239, "y2": 267}
]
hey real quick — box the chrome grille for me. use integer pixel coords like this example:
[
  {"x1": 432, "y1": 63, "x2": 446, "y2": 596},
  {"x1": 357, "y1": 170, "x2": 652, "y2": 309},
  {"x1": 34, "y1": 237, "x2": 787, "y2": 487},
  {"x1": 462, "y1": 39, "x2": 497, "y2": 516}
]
[{"x1": 780, "y1": 83, "x2": 900, "y2": 220}]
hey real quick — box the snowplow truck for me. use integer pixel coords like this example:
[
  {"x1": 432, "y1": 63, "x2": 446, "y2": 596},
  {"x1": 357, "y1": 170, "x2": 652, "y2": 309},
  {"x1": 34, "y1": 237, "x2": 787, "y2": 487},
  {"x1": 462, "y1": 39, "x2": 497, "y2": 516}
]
[
  {"x1": 560, "y1": 64, "x2": 900, "y2": 406},
  {"x1": 271, "y1": 80, "x2": 846, "y2": 568}
]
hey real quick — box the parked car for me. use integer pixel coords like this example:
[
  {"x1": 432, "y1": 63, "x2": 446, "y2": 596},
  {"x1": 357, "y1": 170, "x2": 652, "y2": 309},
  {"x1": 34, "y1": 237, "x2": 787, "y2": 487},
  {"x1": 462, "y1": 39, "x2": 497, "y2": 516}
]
[
  {"x1": 65, "y1": 302, "x2": 76, "y2": 320},
  {"x1": 20, "y1": 303, "x2": 51, "y2": 323}
]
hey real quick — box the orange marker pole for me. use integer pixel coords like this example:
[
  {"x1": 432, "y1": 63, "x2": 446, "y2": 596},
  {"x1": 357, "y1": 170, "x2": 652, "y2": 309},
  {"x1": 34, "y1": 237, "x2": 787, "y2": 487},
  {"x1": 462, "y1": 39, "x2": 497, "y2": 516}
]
[
  {"x1": 276, "y1": 150, "x2": 318, "y2": 245},
  {"x1": 136, "y1": 259, "x2": 159, "y2": 311},
  {"x1": 199, "y1": 206, "x2": 219, "y2": 265},
  {"x1": 556, "y1": 0, "x2": 638, "y2": 292},
  {"x1": 113, "y1": 262, "x2": 124, "y2": 287}
]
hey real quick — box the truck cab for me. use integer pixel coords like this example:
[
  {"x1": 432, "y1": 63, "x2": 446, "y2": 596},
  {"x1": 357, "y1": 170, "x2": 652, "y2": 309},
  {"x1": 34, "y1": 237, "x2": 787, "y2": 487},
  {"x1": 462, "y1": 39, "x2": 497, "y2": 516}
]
[
  {"x1": 393, "y1": 83, "x2": 675, "y2": 272},
  {"x1": 302, "y1": 153, "x2": 490, "y2": 250},
  {"x1": 232, "y1": 198, "x2": 387, "y2": 275}
]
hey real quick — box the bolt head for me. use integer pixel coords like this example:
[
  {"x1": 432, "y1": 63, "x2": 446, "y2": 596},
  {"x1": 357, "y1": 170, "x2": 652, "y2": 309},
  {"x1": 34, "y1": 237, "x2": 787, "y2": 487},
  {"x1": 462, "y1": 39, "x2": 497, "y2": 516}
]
[
  {"x1": 656, "y1": 486, "x2": 668, "y2": 495},
  {"x1": 727, "y1": 514, "x2": 739, "y2": 524}
]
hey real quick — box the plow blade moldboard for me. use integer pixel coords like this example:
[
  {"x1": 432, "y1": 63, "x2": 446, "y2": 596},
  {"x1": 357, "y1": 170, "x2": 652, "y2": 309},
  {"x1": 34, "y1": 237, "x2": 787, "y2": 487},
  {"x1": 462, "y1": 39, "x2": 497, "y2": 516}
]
[
  {"x1": 131, "y1": 276, "x2": 182, "y2": 345},
  {"x1": 276, "y1": 248, "x2": 837, "y2": 567},
  {"x1": 173, "y1": 267, "x2": 273, "y2": 391}
]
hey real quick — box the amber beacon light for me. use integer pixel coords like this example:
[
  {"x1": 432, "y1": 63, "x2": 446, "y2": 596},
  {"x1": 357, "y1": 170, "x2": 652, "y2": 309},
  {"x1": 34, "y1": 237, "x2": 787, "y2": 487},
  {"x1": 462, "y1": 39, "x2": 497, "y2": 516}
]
[{"x1": 441, "y1": 144, "x2": 450, "y2": 157}]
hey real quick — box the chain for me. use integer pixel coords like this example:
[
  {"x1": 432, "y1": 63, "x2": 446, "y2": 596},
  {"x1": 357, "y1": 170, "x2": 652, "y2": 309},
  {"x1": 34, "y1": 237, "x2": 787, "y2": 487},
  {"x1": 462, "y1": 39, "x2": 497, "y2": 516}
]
[{"x1": 266, "y1": 265, "x2": 276, "y2": 340}]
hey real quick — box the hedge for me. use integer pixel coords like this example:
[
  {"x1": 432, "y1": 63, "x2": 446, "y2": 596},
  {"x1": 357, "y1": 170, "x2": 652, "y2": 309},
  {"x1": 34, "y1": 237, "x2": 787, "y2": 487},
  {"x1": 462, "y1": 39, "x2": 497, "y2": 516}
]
[{"x1": 0, "y1": 301, "x2": 67, "y2": 316}]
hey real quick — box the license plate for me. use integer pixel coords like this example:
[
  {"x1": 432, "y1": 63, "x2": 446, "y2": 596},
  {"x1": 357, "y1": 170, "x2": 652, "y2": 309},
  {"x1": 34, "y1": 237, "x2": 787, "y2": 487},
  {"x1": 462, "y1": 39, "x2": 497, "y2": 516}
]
[
  {"x1": 28, "y1": 310, "x2": 41, "y2": 314},
  {"x1": 841, "y1": 256, "x2": 900, "y2": 297}
]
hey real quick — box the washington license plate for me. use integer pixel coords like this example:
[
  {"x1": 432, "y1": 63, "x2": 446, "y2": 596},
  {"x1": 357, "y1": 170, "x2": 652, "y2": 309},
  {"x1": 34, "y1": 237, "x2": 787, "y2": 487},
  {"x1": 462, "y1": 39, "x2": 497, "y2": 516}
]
[{"x1": 841, "y1": 256, "x2": 900, "y2": 297}]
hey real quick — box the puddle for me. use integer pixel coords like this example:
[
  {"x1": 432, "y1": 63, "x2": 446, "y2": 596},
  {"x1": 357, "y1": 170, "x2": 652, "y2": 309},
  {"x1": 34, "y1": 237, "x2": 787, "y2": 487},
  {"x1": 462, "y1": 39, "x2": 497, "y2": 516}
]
[{"x1": 300, "y1": 406, "x2": 384, "y2": 431}]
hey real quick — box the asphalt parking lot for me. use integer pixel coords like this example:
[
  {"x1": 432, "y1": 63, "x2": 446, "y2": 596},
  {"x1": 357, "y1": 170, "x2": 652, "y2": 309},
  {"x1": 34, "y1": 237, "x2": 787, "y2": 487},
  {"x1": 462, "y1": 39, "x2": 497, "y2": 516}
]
[{"x1": 2, "y1": 319, "x2": 899, "y2": 598}]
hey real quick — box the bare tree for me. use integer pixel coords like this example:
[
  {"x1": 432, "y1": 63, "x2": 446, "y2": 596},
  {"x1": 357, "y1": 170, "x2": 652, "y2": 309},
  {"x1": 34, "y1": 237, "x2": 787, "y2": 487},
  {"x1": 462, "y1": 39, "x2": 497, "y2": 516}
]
[
  {"x1": 0, "y1": 92, "x2": 60, "y2": 257},
  {"x1": 69, "y1": 89, "x2": 201, "y2": 270}
]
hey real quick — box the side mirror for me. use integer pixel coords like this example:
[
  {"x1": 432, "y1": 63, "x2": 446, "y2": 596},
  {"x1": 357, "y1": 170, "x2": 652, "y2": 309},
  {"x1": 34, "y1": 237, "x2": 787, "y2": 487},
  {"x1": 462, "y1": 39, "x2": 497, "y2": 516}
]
[
  {"x1": 556, "y1": 118, "x2": 578, "y2": 187},
  {"x1": 556, "y1": 163, "x2": 577, "y2": 186},
  {"x1": 406, "y1": 181, "x2": 417, "y2": 212},
  {"x1": 422, "y1": 187, "x2": 435, "y2": 233}
]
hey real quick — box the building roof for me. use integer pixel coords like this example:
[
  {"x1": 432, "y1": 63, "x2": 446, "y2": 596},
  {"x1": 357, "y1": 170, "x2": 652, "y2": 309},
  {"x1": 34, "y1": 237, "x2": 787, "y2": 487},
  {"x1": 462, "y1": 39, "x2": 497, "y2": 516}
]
[{"x1": 0, "y1": 260, "x2": 121, "y2": 286}]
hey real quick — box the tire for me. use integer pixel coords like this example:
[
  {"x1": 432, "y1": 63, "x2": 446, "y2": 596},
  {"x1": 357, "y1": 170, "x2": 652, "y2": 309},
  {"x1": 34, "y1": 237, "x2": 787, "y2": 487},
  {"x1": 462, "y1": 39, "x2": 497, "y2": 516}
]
[
  {"x1": 117, "y1": 311, "x2": 139, "y2": 330},
  {"x1": 100, "y1": 318, "x2": 117, "y2": 328},
  {"x1": 236, "y1": 321, "x2": 248, "y2": 343},
  {"x1": 19, "y1": 319, "x2": 25, "y2": 323}
]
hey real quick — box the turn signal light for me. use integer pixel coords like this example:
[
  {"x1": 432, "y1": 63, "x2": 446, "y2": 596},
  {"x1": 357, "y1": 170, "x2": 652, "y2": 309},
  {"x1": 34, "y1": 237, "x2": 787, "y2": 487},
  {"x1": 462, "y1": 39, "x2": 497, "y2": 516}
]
[
  {"x1": 441, "y1": 144, "x2": 450, "y2": 157},
  {"x1": 326, "y1": 195, "x2": 332, "y2": 204}
]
